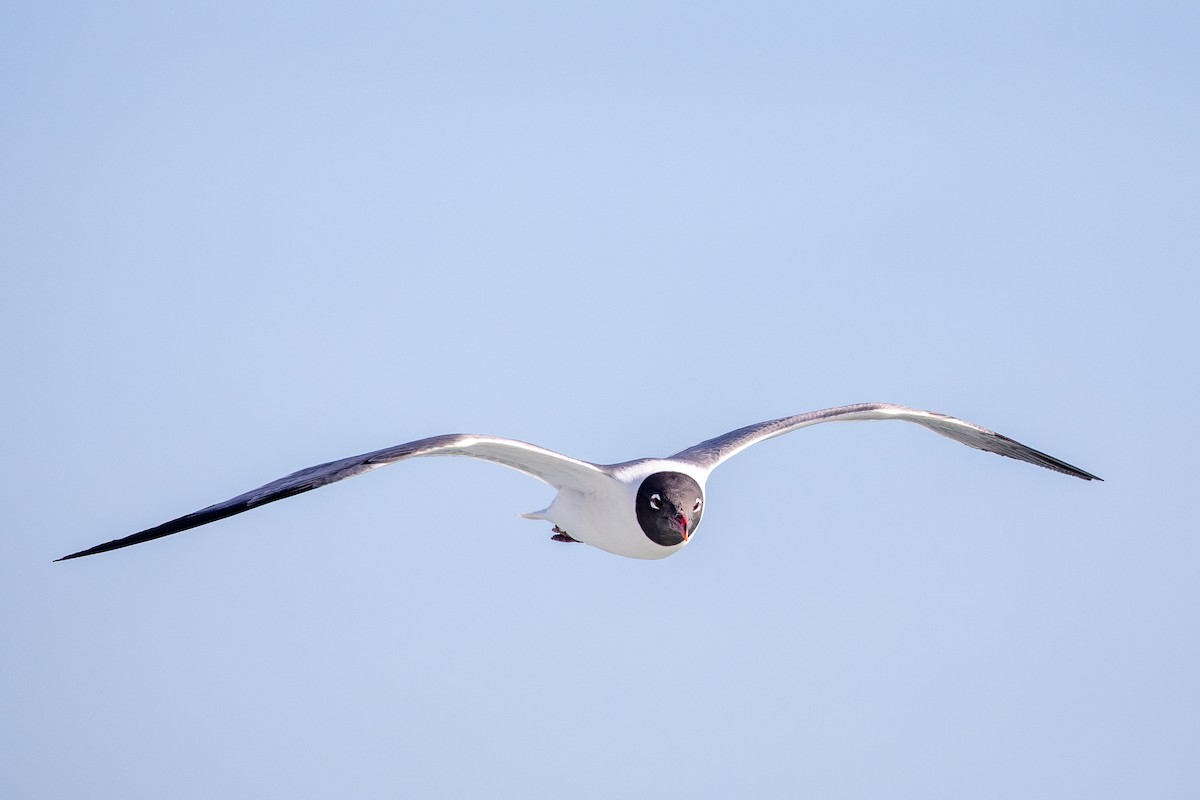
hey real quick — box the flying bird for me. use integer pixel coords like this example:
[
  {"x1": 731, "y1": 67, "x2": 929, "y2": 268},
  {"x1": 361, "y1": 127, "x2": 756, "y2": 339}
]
[{"x1": 57, "y1": 403, "x2": 1100, "y2": 562}]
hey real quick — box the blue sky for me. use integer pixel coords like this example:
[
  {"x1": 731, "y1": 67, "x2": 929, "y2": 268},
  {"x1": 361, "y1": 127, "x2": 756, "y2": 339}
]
[{"x1": 2, "y1": 2, "x2": 1197, "y2": 798}]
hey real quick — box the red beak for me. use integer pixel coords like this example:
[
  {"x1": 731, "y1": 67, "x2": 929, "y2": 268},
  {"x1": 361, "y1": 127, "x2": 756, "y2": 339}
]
[{"x1": 676, "y1": 513, "x2": 689, "y2": 540}]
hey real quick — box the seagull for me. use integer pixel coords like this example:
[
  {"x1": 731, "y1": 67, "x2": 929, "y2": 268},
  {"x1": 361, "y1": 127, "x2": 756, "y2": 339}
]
[{"x1": 56, "y1": 403, "x2": 1100, "y2": 562}]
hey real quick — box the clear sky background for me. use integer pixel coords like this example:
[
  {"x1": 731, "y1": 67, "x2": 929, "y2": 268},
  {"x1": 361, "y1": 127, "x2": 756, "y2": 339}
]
[{"x1": 2, "y1": 2, "x2": 1196, "y2": 798}]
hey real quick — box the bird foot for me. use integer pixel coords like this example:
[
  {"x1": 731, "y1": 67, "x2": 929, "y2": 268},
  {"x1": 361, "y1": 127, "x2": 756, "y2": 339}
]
[{"x1": 550, "y1": 526, "x2": 580, "y2": 543}]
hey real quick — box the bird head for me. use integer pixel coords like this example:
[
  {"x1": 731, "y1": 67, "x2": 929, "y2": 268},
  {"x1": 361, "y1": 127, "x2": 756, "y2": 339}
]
[{"x1": 635, "y1": 472, "x2": 704, "y2": 547}]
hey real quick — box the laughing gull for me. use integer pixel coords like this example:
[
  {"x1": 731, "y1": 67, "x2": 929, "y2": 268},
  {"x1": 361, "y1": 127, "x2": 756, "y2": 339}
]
[{"x1": 57, "y1": 403, "x2": 1099, "y2": 562}]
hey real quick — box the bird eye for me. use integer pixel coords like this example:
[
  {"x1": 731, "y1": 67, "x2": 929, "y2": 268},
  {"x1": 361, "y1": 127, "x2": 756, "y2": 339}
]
[
  {"x1": 649, "y1": 493, "x2": 662, "y2": 510},
  {"x1": 693, "y1": 498, "x2": 702, "y2": 512}
]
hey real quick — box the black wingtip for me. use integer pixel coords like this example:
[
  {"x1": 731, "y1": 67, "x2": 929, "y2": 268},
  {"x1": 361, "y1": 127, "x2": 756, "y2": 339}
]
[
  {"x1": 53, "y1": 481, "x2": 322, "y2": 563},
  {"x1": 1066, "y1": 465, "x2": 1103, "y2": 482},
  {"x1": 53, "y1": 543, "x2": 117, "y2": 562}
]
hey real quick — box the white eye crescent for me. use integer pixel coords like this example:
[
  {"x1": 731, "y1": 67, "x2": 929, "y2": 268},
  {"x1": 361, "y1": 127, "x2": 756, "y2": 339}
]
[
  {"x1": 649, "y1": 493, "x2": 662, "y2": 510},
  {"x1": 693, "y1": 498, "x2": 702, "y2": 513}
]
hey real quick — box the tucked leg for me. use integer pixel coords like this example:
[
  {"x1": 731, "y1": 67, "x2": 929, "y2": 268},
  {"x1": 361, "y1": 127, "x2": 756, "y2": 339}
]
[{"x1": 550, "y1": 525, "x2": 580, "y2": 543}]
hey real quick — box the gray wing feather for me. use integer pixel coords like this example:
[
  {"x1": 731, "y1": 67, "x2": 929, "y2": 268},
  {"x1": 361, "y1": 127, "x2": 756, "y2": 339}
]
[
  {"x1": 57, "y1": 434, "x2": 606, "y2": 561},
  {"x1": 671, "y1": 403, "x2": 1101, "y2": 481}
]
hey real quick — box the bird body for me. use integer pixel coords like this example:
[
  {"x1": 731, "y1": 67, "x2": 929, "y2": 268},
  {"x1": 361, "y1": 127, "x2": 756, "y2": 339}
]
[
  {"x1": 521, "y1": 458, "x2": 709, "y2": 559},
  {"x1": 57, "y1": 403, "x2": 1100, "y2": 562}
]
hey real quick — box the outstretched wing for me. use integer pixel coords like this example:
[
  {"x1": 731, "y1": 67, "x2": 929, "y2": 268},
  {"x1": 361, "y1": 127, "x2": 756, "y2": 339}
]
[
  {"x1": 670, "y1": 403, "x2": 1101, "y2": 480},
  {"x1": 57, "y1": 434, "x2": 608, "y2": 561}
]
